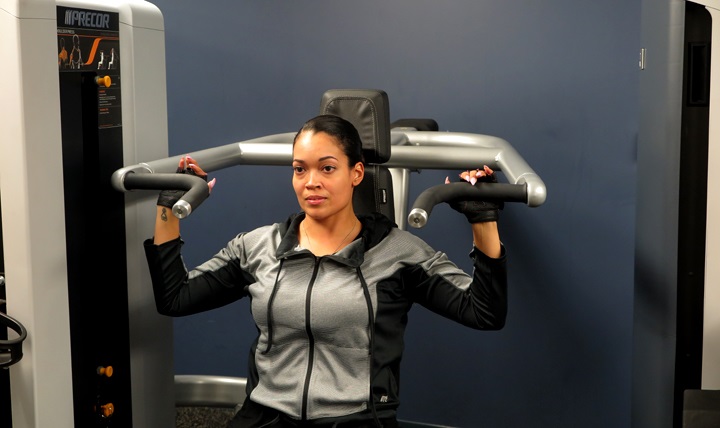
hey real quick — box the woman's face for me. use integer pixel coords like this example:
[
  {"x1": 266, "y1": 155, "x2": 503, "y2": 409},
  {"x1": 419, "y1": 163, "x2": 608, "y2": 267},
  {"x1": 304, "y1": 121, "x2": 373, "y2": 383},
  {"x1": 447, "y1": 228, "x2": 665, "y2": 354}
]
[{"x1": 292, "y1": 131, "x2": 363, "y2": 221}]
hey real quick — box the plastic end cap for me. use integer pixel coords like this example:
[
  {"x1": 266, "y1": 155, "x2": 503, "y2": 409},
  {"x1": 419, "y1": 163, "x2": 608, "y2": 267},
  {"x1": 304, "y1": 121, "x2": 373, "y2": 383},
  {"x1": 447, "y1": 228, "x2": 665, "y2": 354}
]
[
  {"x1": 407, "y1": 209, "x2": 428, "y2": 229},
  {"x1": 172, "y1": 200, "x2": 192, "y2": 219}
]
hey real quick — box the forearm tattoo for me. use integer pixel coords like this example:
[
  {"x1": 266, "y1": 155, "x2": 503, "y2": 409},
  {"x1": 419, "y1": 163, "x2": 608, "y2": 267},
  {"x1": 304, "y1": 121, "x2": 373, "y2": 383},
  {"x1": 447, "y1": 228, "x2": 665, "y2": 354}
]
[{"x1": 161, "y1": 207, "x2": 168, "y2": 222}]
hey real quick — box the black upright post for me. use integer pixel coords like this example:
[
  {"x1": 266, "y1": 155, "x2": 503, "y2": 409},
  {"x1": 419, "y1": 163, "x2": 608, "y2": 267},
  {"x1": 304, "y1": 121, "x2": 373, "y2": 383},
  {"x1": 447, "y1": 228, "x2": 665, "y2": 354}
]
[
  {"x1": 59, "y1": 70, "x2": 132, "y2": 428},
  {"x1": 675, "y1": 3, "x2": 712, "y2": 428}
]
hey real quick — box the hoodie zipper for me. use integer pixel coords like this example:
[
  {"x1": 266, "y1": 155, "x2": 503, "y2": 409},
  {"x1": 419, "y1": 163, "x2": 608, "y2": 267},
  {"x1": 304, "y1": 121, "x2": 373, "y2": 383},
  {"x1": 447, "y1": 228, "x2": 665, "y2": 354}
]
[{"x1": 301, "y1": 256, "x2": 321, "y2": 420}]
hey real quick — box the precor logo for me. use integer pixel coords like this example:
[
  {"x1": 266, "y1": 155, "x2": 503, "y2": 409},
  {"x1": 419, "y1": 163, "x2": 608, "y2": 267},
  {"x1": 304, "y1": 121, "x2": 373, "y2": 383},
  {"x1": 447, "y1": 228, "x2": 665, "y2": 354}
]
[{"x1": 64, "y1": 9, "x2": 110, "y2": 29}]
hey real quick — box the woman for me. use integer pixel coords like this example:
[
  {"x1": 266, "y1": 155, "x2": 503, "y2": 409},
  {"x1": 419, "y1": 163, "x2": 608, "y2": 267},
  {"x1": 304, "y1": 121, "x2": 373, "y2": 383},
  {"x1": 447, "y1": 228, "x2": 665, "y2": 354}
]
[{"x1": 145, "y1": 115, "x2": 507, "y2": 428}]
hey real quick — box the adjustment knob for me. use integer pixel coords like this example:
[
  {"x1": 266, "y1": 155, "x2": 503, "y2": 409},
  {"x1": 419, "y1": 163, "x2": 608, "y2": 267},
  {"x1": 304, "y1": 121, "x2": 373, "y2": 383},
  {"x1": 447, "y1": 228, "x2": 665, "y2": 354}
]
[
  {"x1": 95, "y1": 76, "x2": 111, "y2": 88},
  {"x1": 96, "y1": 366, "x2": 113, "y2": 378},
  {"x1": 100, "y1": 403, "x2": 114, "y2": 418}
]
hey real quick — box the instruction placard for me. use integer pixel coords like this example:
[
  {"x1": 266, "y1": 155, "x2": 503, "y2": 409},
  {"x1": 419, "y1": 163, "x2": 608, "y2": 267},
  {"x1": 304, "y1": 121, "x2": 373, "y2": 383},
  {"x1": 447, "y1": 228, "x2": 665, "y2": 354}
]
[{"x1": 57, "y1": 6, "x2": 122, "y2": 129}]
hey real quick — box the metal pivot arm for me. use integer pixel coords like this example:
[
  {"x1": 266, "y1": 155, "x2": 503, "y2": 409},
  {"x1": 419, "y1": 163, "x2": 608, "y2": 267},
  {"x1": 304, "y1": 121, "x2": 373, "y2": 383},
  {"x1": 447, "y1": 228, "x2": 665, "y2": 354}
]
[
  {"x1": 387, "y1": 131, "x2": 546, "y2": 208},
  {"x1": 387, "y1": 130, "x2": 546, "y2": 229},
  {"x1": 112, "y1": 131, "x2": 546, "y2": 224},
  {"x1": 122, "y1": 173, "x2": 210, "y2": 219},
  {"x1": 111, "y1": 133, "x2": 296, "y2": 186},
  {"x1": 407, "y1": 182, "x2": 527, "y2": 229},
  {"x1": 111, "y1": 133, "x2": 296, "y2": 219}
]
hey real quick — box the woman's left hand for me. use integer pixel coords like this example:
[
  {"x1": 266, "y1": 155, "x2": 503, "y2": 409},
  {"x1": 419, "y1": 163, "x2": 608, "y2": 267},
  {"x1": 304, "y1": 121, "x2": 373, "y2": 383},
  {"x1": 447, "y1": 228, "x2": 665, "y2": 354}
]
[
  {"x1": 446, "y1": 165, "x2": 495, "y2": 186},
  {"x1": 182, "y1": 155, "x2": 217, "y2": 193},
  {"x1": 444, "y1": 165, "x2": 503, "y2": 223}
]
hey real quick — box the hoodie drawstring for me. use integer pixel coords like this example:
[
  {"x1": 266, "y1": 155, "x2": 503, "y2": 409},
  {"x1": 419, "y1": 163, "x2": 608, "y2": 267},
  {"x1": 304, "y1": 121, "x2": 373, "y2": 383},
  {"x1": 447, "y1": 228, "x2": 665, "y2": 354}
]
[
  {"x1": 261, "y1": 259, "x2": 285, "y2": 354},
  {"x1": 356, "y1": 267, "x2": 383, "y2": 428}
]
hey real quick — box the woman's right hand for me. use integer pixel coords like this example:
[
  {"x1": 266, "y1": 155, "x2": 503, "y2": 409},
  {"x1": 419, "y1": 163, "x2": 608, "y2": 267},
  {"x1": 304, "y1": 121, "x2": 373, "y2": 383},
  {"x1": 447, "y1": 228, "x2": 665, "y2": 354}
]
[
  {"x1": 182, "y1": 155, "x2": 217, "y2": 191},
  {"x1": 156, "y1": 155, "x2": 216, "y2": 208},
  {"x1": 153, "y1": 155, "x2": 216, "y2": 245}
]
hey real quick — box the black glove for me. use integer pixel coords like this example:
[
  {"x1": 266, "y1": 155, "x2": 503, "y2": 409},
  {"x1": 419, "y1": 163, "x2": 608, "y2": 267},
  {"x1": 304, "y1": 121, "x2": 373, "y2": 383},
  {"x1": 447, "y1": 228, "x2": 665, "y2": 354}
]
[
  {"x1": 156, "y1": 166, "x2": 207, "y2": 208},
  {"x1": 448, "y1": 169, "x2": 504, "y2": 223}
]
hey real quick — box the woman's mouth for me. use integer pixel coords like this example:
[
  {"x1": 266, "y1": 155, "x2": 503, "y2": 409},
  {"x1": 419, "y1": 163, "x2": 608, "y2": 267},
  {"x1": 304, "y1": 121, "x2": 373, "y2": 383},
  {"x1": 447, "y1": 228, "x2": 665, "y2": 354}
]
[{"x1": 305, "y1": 195, "x2": 326, "y2": 206}]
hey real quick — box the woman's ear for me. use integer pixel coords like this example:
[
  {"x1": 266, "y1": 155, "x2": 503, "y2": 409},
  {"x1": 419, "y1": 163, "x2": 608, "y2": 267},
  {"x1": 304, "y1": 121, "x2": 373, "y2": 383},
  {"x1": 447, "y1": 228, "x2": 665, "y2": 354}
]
[{"x1": 353, "y1": 162, "x2": 365, "y2": 186}]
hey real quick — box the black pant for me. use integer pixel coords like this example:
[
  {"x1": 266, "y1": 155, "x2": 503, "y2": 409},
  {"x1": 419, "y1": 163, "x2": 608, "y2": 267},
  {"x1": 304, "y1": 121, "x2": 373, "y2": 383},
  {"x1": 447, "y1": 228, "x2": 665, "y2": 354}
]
[{"x1": 227, "y1": 398, "x2": 398, "y2": 428}]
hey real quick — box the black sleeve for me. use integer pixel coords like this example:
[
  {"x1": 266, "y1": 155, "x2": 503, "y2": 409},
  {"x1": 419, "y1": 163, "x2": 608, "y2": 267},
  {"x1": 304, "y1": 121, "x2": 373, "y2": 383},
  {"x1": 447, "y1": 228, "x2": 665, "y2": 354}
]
[
  {"x1": 466, "y1": 246, "x2": 508, "y2": 329},
  {"x1": 405, "y1": 245, "x2": 507, "y2": 330},
  {"x1": 144, "y1": 237, "x2": 252, "y2": 316}
]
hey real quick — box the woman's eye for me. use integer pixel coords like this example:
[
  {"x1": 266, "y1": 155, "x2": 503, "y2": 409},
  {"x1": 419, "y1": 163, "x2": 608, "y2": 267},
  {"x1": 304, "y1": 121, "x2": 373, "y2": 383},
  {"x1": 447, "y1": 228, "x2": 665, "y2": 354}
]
[
  {"x1": 322, "y1": 165, "x2": 336, "y2": 172},
  {"x1": 293, "y1": 166, "x2": 304, "y2": 174}
]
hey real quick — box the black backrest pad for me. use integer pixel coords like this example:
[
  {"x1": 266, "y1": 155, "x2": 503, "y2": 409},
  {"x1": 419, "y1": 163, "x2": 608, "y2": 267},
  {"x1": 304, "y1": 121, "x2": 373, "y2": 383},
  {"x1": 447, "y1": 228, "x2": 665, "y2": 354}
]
[
  {"x1": 319, "y1": 89, "x2": 394, "y2": 221},
  {"x1": 352, "y1": 165, "x2": 395, "y2": 221},
  {"x1": 319, "y1": 89, "x2": 391, "y2": 164}
]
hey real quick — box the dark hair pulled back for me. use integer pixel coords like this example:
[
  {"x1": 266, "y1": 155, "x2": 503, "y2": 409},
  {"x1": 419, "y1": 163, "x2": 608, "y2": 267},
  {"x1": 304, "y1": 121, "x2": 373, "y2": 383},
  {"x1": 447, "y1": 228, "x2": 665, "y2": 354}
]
[{"x1": 293, "y1": 115, "x2": 365, "y2": 166}]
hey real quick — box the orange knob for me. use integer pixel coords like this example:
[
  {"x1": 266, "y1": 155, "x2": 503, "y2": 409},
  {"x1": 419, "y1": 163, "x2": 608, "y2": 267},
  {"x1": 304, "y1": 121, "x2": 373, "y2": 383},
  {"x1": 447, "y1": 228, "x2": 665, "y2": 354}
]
[
  {"x1": 100, "y1": 403, "x2": 114, "y2": 418},
  {"x1": 95, "y1": 76, "x2": 111, "y2": 88},
  {"x1": 96, "y1": 366, "x2": 113, "y2": 377}
]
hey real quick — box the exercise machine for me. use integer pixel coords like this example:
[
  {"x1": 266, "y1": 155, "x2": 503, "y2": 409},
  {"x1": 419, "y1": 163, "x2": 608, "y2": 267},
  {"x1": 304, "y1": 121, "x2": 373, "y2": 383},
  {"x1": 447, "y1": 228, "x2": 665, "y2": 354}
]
[
  {"x1": 112, "y1": 89, "x2": 546, "y2": 229},
  {"x1": 112, "y1": 88, "x2": 546, "y2": 426},
  {"x1": 1, "y1": 0, "x2": 545, "y2": 427},
  {"x1": 1, "y1": 0, "x2": 172, "y2": 426},
  {"x1": 635, "y1": 1, "x2": 720, "y2": 427}
]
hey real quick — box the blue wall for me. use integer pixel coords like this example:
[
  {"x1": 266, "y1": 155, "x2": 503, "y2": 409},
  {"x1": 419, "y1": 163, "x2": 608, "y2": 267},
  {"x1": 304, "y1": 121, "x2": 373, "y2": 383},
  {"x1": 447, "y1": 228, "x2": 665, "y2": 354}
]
[{"x1": 150, "y1": 1, "x2": 640, "y2": 427}]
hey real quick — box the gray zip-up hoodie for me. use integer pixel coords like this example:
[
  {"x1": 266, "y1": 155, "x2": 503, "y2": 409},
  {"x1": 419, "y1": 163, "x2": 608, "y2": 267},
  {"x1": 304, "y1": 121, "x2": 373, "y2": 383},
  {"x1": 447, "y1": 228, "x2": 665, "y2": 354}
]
[{"x1": 145, "y1": 212, "x2": 507, "y2": 424}]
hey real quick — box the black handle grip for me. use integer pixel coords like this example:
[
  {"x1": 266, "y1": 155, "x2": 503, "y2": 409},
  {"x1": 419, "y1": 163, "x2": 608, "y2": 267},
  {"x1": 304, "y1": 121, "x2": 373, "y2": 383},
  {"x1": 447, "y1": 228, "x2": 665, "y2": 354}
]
[
  {"x1": 123, "y1": 173, "x2": 210, "y2": 219},
  {"x1": 0, "y1": 311, "x2": 27, "y2": 368},
  {"x1": 408, "y1": 182, "x2": 527, "y2": 228}
]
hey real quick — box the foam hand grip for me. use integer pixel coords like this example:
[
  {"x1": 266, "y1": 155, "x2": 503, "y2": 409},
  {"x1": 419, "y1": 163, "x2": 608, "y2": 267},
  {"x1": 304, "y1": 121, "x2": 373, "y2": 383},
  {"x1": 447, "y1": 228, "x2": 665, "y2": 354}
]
[
  {"x1": 407, "y1": 182, "x2": 526, "y2": 228},
  {"x1": 123, "y1": 172, "x2": 210, "y2": 219},
  {"x1": 156, "y1": 167, "x2": 207, "y2": 209}
]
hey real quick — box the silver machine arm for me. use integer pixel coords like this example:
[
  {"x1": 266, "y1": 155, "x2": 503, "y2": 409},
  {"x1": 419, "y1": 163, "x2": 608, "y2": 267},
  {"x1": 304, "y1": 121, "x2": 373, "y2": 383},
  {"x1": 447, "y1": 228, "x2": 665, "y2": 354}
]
[
  {"x1": 387, "y1": 130, "x2": 546, "y2": 228},
  {"x1": 111, "y1": 130, "x2": 546, "y2": 228},
  {"x1": 111, "y1": 133, "x2": 296, "y2": 218}
]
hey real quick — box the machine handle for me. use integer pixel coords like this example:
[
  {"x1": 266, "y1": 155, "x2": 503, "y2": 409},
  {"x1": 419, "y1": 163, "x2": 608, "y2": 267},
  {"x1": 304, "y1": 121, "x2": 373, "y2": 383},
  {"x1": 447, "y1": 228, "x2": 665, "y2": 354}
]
[
  {"x1": 1, "y1": 276, "x2": 28, "y2": 368},
  {"x1": 407, "y1": 182, "x2": 527, "y2": 228},
  {"x1": 122, "y1": 172, "x2": 210, "y2": 219}
]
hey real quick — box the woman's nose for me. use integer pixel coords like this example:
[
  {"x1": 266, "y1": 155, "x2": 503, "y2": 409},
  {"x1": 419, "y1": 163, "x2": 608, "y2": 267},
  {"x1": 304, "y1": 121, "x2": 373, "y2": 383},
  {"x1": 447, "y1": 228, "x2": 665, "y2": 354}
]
[{"x1": 305, "y1": 171, "x2": 321, "y2": 188}]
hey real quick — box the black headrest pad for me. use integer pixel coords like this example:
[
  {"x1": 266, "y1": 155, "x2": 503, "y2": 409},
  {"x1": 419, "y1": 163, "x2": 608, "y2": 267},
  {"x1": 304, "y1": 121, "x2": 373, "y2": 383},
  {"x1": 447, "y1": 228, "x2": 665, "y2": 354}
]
[{"x1": 319, "y1": 89, "x2": 391, "y2": 164}]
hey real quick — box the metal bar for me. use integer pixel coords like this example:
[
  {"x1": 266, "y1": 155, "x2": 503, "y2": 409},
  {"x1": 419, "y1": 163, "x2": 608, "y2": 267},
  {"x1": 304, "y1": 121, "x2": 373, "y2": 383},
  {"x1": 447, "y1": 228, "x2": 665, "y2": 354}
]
[{"x1": 112, "y1": 130, "x2": 546, "y2": 221}]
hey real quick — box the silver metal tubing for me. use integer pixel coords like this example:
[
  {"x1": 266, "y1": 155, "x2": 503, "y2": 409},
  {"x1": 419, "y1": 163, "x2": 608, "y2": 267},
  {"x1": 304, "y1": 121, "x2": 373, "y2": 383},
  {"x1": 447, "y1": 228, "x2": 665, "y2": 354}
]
[
  {"x1": 111, "y1": 133, "x2": 296, "y2": 192},
  {"x1": 384, "y1": 145, "x2": 502, "y2": 170},
  {"x1": 111, "y1": 133, "x2": 295, "y2": 220},
  {"x1": 112, "y1": 130, "x2": 546, "y2": 221},
  {"x1": 175, "y1": 375, "x2": 247, "y2": 408},
  {"x1": 389, "y1": 131, "x2": 546, "y2": 207}
]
